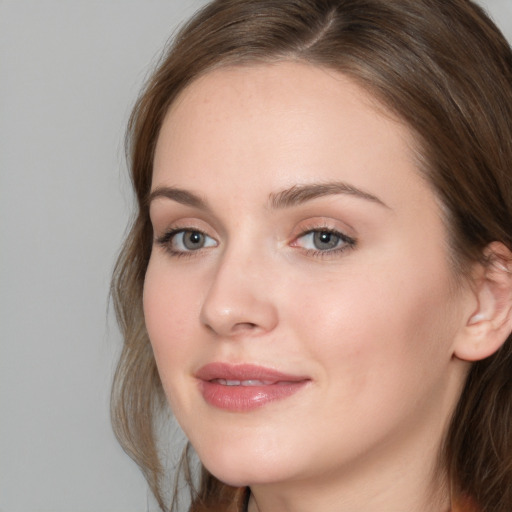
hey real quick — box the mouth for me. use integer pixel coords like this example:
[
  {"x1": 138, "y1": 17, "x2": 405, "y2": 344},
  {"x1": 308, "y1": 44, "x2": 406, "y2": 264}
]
[
  {"x1": 211, "y1": 379, "x2": 291, "y2": 386},
  {"x1": 195, "y1": 363, "x2": 310, "y2": 412}
]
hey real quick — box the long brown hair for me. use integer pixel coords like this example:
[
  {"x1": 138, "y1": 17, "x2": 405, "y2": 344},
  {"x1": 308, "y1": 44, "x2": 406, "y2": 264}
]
[{"x1": 111, "y1": 1, "x2": 512, "y2": 510}]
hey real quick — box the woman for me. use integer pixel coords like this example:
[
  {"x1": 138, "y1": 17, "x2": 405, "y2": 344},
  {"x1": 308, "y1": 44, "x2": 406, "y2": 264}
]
[{"x1": 111, "y1": 1, "x2": 512, "y2": 511}]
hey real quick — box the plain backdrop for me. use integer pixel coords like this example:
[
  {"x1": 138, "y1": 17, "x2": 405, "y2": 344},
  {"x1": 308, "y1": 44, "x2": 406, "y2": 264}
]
[{"x1": 1, "y1": 1, "x2": 511, "y2": 511}]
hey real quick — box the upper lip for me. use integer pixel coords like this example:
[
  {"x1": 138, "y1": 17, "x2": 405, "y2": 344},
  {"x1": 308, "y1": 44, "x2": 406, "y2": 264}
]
[{"x1": 195, "y1": 362, "x2": 309, "y2": 383}]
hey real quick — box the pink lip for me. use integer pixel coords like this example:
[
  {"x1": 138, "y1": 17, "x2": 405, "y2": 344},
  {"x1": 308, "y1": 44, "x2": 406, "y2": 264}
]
[{"x1": 196, "y1": 363, "x2": 310, "y2": 412}]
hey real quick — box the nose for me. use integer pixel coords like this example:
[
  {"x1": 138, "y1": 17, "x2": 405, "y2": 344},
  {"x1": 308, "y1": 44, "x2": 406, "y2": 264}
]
[{"x1": 200, "y1": 250, "x2": 279, "y2": 338}]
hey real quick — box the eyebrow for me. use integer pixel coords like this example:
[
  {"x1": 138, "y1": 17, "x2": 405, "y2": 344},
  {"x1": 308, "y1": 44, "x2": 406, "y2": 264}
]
[
  {"x1": 148, "y1": 181, "x2": 389, "y2": 211},
  {"x1": 148, "y1": 186, "x2": 210, "y2": 211},
  {"x1": 269, "y1": 182, "x2": 389, "y2": 209}
]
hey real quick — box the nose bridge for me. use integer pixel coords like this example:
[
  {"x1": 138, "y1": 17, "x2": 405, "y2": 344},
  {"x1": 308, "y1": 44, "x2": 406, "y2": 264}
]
[{"x1": 200, "y1": 237, "x2": 278, "y2": 337}]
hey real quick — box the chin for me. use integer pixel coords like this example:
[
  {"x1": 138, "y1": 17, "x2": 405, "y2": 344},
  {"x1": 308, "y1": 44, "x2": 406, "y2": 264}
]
[{"x1": 197, "y1": 444, "x2": 298, "y2": 488}]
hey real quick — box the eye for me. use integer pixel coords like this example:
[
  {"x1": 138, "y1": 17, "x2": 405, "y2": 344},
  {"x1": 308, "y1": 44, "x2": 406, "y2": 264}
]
[
  {"x1": 293, "y1": 229, "x2": 355, "y2": 253},
  {"x1": 157, "y1": 229, "x2": 217, "y2": 254}
]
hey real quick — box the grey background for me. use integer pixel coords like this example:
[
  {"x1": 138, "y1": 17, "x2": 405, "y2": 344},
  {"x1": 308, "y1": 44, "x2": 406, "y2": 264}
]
[{"x1": 0, "y1": 1, "x2": 510, "y2": 511}]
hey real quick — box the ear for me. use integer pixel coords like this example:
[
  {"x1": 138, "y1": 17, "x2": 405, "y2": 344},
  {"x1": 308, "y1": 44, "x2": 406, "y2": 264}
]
[{"x1": 454, "y1": 242, "x2": 512, "y2": 362}]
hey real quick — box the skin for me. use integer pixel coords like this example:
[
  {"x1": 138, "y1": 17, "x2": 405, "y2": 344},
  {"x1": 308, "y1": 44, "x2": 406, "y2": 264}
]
[{"x1": 144, "y1": 62, "x2": 477, "y2": 512}]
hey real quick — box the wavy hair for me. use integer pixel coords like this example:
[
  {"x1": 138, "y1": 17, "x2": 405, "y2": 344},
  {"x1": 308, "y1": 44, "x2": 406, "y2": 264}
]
[{"x1": 111, "y1": 1, "x2": 512, "y2": 510}]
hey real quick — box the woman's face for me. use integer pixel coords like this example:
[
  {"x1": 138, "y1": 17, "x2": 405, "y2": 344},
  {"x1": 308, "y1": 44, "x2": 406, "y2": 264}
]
[{"x1": 144, "y1": 62, "x2": 471, "y2": 490}]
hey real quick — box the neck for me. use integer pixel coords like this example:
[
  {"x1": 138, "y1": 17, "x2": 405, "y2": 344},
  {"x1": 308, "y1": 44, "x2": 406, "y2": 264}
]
[
  {"x1": 247, "y1": 415, "x2": 452, "y2": 512},
  {"x1": 248, "y1": 464, "x2": 449, "y2": 512}
]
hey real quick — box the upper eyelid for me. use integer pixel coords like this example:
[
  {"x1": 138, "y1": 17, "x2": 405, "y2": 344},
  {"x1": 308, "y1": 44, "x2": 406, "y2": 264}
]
[
  {"x1": 291, "y1": 218, "x2": 356, "y2": 238},
  {"x1": 149, "y1": 208, "x2": 227, "y2": 237},
  {"x1": 297, "y1": 226, "x2": 345, "y2": 235},
  {"x1": 153, "y1": 219, "x2": 217, "y2": 237}
]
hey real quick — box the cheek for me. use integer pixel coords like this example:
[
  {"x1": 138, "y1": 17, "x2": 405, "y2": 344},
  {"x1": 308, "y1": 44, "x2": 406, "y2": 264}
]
[
  {"x1": 142, "y1": 259, "x2": 199, "y2": 390},
  {"x1": 286, "y1": 274, "x2": 458, "y2": 458},
  {"x1": 289, "y1": 253, "x2": 459, "y2": 395}
]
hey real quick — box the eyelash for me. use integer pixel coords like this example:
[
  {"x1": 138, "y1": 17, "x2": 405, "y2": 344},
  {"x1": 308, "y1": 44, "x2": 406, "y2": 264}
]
[
  {"x1": 155, "y1": 228, "x2": 216, "y2": 259},
  {"x1": 155, "y1": 226, "x2": 356, "y2": 259},
  {"x1": 292, "y1": 227, "x2": 356, "y2": 258}
]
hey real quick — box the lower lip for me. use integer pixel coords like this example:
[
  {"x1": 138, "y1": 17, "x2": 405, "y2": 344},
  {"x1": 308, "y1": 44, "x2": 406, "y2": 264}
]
[{"x1": 199, "y1": 380, "x2": 308, "y2": 412}]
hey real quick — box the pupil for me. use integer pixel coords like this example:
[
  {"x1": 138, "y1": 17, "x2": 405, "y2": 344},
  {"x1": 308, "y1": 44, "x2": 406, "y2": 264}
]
[
  {"x1": 184, "y1": 231, "x2": 204, "y2": 250},
  {"x1": 313, "y1": 231, "x2": 339, "y2": 250}
]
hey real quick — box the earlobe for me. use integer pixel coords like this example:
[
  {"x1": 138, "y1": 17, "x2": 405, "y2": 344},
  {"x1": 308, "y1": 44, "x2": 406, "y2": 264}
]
[{"x1": 454, "y1": 242, "x2": 512, "y2": 362}]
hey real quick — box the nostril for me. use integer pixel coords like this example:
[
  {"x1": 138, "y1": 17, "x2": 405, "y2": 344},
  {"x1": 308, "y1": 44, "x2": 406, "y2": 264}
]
[
  {"x1": 203, "y1": 321, "x2": 258, "y2": 335},
  {"x1": 232, "y1": 322, "x2": 258, "y2": 332}
]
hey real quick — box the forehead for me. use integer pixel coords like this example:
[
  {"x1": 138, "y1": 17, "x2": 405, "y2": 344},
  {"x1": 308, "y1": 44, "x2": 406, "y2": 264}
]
[
  {"x1": 152, "y1": 61, "x2": 425, "y2": 212},
  {"x1": 157, "y1": 61, "x2": 410, "y2": 151}
]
